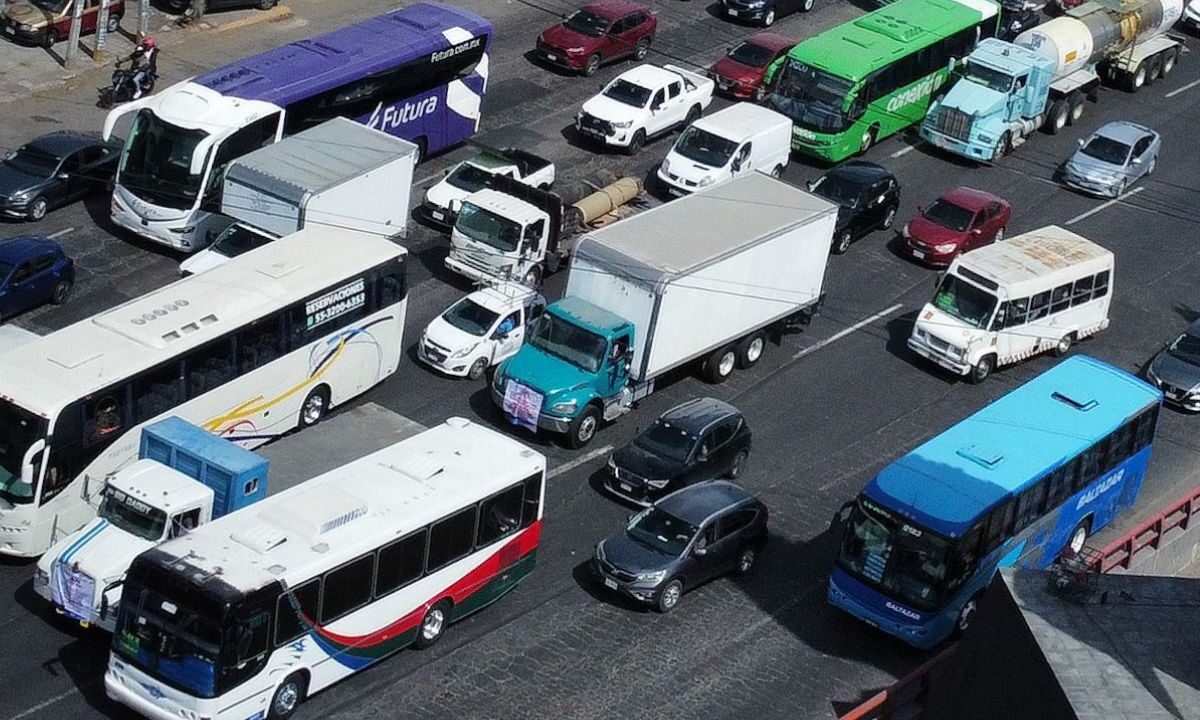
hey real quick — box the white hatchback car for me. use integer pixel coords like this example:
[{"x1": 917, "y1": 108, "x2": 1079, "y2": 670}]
[{"x1": 419, "y1": 282, "x2": 547, "y2": 380}]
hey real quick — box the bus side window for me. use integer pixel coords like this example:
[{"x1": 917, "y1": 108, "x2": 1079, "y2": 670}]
[
  {"x1": 1133, "y1": 405, "x2": 1158, "y2": 450},
  {"x1": 274, "y1": 579, "x2": 321, "y2": 647},
  {"x1": 1077, "y1": 439, "x2": 1107, "y2": 491},
  {"x1": 84, "y1": 389, "x2": 129, "y2": 445},
  {"x1": 477, "y1": 483, "x2": 525, "y2": 548},
  {"x1": 1106, "y1": 422, "x2": 1136, "y2": 467},
  {"x1": 1013, "y1": 480, "x2": 1047, "y2": 532},
  {"x1": 185, "y1": 338, "x2": 236, "y2": 400},
  {"x1": 133, "y1": 361, "x2": 184, "y2": 424},
  {"x1": 321, "y1": 555, "x2": 375, "y2": 624},
  {"x1": 1005, "y1": 297, "x2": 1029, "y2": 328},
  {"x1": 1049, "y1": 283, "x2": 1072, "y2": 314},
  {"x1": 1093, "y1": 270, "x2": 1110, "y2": 299},
  {"x1": 982, "y1": 499, "x2": 1014, "y2": 553},
  {"x1": 375, "y1": 530, "x2": 427, "y2": 598},
  {"x1": 1045, "y1": 463, "x2": 1074, "y2": 510},
  {"x1": 1071, "y1": 275, "x2": 1094, "y2": 307},
  {"x1": 1027, "y1": 291, "x2": 1051, "y2": 322},
  {"x1": 237, "y1": 315, "x2": 284, "y2": 373},
  {"x1": 948, "y1": 525, "x2": 983, "y2": 592},
  {"x1": 427, "y1": 507, "x2": 477, "y2": 572},
  {"x1": 521, "y1": 472, "x2": 543, "y2": 530},
  {"x1": 205, "y1": 114, "x2": 279, "y2": 203},
  {"x1": 375, "y1": 269, "x2": 405, "y2": 309}
]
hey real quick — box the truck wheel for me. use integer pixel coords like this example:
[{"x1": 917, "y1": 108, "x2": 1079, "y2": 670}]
[
  {"x1": 1161, "y1": 50, "x2": 1177, "y2": 77},
  {"x1": 626, "y1": 129, "x2": 646, "y2": 156},
  {"x1": 1129, "y1": 63, "x2": 1147, "y2": 91},
  {"x1": 1047, "y1": 100, "x2": 1068, "y2": 134},
  {"x1": 1067, "y1": 92, "x2": 1084, "y2": 125},
  {"x1": 1147, "y1": 55, "x2": 1163, "y2": 83},
  {"x1": 736, "y1": 331, "x2": 766, "y2": 369},
  {"x1": 521, "y1": 265, "x2": 542, "y2": 288},
  {"x1": 702, "y1": 344, "x2": 738, "y2": 384},
  {"x1": 566, "y1": 406, "x2": 601, "y2": 449},
  {"x1": 968, "y1": 355, "x2": 995, "y2": 385}
]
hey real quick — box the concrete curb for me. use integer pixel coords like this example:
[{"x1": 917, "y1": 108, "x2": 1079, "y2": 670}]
[{"x1": 207, "y1": 4, "x2": 293, "y2": 33}]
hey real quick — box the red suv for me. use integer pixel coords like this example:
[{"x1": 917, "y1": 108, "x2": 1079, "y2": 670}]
[
  {"x1": 901, "y1": 187, "x2": 1011, "y2": 267},
  {"x1": 708, "y1": 32, "x2": 794, "y2": 101},
  {"x1": 536, "y1": 2, "x2": 656, "y2": 76}
]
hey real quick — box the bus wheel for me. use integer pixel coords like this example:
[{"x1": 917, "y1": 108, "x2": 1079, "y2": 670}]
[
  {"x1": 858, "y1": 127, "x2": 877, "y2": 155},
  {"x1": 414, "y1": 600, "x2": 451, "y2": 649},
  {"x1": 298, "y1": 386, "x2": 330, "y2": 429},
  {"x1": 955, "y1": 594, "x2": 982, "y2": 636},
  {"x1": 968, "y1": 355, "x2": 995, "y2": 385},
  {"x1": 1054, "y1": 332, "x2": 1075, "y2": 357},
  {"x1": 1067, "y1": 519, "x2": 1090, "y2": 556},
  {"x1": 268, "y1": 673, "x2": 307, "y2": 720}
]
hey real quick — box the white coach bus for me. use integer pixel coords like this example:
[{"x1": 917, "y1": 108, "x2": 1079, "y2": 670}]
[
  {"x1": 908, "y1": 225, "x2": 1113, "y2": 383},
  {"x1": 0, "y1": 226, "x2": 407, "y2": 557},
  {"x1": 105, "y1": 417, "x2": 546, "y2": 720}
]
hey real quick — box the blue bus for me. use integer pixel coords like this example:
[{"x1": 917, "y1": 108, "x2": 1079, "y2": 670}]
[
  {"x1": 829, "y1": 355, "x2": 1161, "y2": 648},
  {"x1": 104, "y1": 1, "x2": 493, "y2": 251}
]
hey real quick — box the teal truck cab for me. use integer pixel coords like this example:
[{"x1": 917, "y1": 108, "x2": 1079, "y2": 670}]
[{"x1": 490, "y1": 171, "x2": 836, "y2": 448}]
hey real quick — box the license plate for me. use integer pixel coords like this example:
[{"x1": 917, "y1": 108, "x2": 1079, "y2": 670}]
[
  {"x1": 912, "y1": 250, "x2": 925, "y2": 260},
  {"x1": 668, "y1": 187, "x2": 684, "y2": 197},
  {"x1": 581, "y1": 126, "x2": 604, "y2": 137},
  {"x1": 431, "y1": 210, "x2": 444, "y2": 221},
  {"x1": 620, "y1": 482, "x2": 632, "y2": 493},
  {"x1": 728, "y1": 8, "x2": 739, "y2": 15},
  {"x1": 545, "y1": 53, "x2": 557, "y2": 61},
  {"x1": 604, "y1": 578, "x2": 619, "y2": 590}
]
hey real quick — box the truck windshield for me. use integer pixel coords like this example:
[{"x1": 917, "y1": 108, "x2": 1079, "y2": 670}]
[
  {"x1": 446, "y1": 163, "x2": 497, "y2": 194},
  {"x1": 119, "y1": 110, "x2": 208, "y2": 210},
  {"x1": 838, "y1": 498, "x2": 949, "y2": 611},
  {"x1": 210, "y1": 224, "x2": 273, "y2": 259},
  {"x1": 456, "y1": 203, "x2": 523, "y2": 253},
  {"x1": 528, "y1": 313, "x2": 607, "y2": 373},
  {"x1": 674, "y1": 126, "x2": 738, "y2": 167},
  {"x1": 115, "y1": 580, "x2": 223, "y2": 698},
  {"x1": 962, "y1": 61, "x2": 1014, "y2": 94},
  {"x1": 443, "y1": 297, "x2": 499, "y2": 337},
  {"x1": 768, "y1": 60, "x2": 853, "y2": 133},
  {"x1": 604, "y1": 79, "x2": 652, "y2": 108},
  {"x1": 627, "y1": 506, "x2": 698, "y2": 557},
  {"x1": 932, "y1": 274, "x2": 997, "y2": 329},
  {"x1": 0, "y1": 399, "x2": 46, "y2": 505},
  {"x1": 99, "y1": 485, "x2": 168, "y2": 541}
]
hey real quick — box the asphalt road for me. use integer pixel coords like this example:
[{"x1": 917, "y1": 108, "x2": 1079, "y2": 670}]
[{"x1": 1, "y1": 1, "x2": 1199, "y2": 719}]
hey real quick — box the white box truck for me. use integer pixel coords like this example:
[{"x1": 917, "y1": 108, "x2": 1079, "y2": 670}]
[{"x1": 491, "y1": 171, "x2": 836, "y2": 447}]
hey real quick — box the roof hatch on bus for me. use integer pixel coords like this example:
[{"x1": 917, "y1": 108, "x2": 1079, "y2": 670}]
[
  {"x1": 232, "y1": 524, "x2": 289, "y2": 555},
  {"x1": 257, "y1": 486, "x2": 369, "y2": 543},
  {"x1": 956, "y1": 443, "x2": 1005, "y2": 468},
  {"x1": 1051, "y1": 391, "x2": 1098, "y2": 412},
  {"x1": 47, "y1": 347, "x2": 102, "y2": 370},
  {"x1": 854, "y1": 13, "x2": 924, "y2": 42}
]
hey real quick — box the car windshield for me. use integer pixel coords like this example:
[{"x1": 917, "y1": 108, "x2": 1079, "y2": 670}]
[
  {"x1": 99, "y1": 485, "x2": 167, "y2": 542},
  {"x1": 1168, "y1": 332, "x2": 1200, "y2": 366},
  {"x1": 115, "y1": 581, "x2": 222, "y2": 698},
  {"x1": 564, "y1": 9, "x2": 609, "y2": 37},
  {"x1": 455, "y1": 202, "x2": 522, "y2": 252},
  {"x1": 210, "y1": 224, "x2": 273, "y2": 258},
  {"x1": 442, "y1": 297, "x2": 499, "y2": 337},
  {"x1": 673, "y1": 126, "x2": 738, "y2": 167},
  {"x1": 0, "y1": 399, "x2": 47, "y2": 505},
  {"x1": 445, "y1": 162, "x2": 498, "y2": 193},
  {"x1": 809, "y1": 173, "x2": 863, "y2": 208},
  {"x1": 1080, "y1": 135, "x2": 1131, "y2": 166},
  {"x1": 838, "y1": 499, "x2": 950, "y2": 611},
  {"x1": 962, "y1": 61, "x2": 1014, "y2": 93},
  {"x1": 528, "y1": 313, "x2": 607, "y2": 373},
  {"x1": 627, "y1": 506, "x2": 698, "y2": 557},
  {"x1": 923, "y1": 199, "x2": 976, "y2": 232},
  {"x1": 768, "y1": 59, "x2": 853, "y2": 133},
  {"x1": 634, "y1": 419, "x2": 697, "y2": 463},
  {"x1": 932, "y1": 274, "x2": 998, "y2": 329},
  {"x1": 728, "y1": 41, "x2": 777, "y2": 69},
  {"x1": 4, "y1": 145, "x2": 59, "y2": 177},
  {"x1": 603, "y1": 79, "x2": 652, "y2": 108},
  {"x1": 119, "y1": 110, "x2": 209, "y2": 210}
]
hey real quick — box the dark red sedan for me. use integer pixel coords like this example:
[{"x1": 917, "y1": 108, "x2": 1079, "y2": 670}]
[
  {"x1": 535, "y1": 2, "x2": 656, "y2": 76},
  {"x1": 708, "y1": 32, "x2": 794, "y2": 101},
  {"x1": 901, "y1": 187, "x2": 1011, "y2": 267}
]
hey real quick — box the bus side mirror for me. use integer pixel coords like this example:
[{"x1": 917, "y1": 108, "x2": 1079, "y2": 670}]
[
  {"x1": 832, "y1": 501, "x2": 853, "y2": 530},
  {"x1": 19, "y1": 439, "x2": 46, "y2": 486}
]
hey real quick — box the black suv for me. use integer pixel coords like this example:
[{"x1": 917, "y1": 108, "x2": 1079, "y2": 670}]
[
  {"x1": 605, "y1": 397, "x2": 751, "y2": 506},
  {"x1": 807, "y1": 161, "x2": 901, "y2": 255},
  {"x1": 593, "y1": 480, "x2": 768, "y2": 612}
]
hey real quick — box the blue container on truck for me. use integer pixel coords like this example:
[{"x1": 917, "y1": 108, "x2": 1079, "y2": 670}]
[{"x1": 139, "y1": 416, "x2": 268, "y2": 518}]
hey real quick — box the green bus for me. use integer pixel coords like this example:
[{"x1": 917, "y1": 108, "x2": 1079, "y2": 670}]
[{"x1": 765, "y1": 0, "x2": 998, "y2": 163}]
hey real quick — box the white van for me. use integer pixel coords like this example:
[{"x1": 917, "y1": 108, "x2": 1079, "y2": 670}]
[
  {"x1": 656, "y1": 103, "x2": 792, "y2": 196},
  {"x1": 419, "y1": 282, "x2": 547, "y2": 380},
  {"x1": 908, "y1": 225, "x2": 1113, "y2": 383}
]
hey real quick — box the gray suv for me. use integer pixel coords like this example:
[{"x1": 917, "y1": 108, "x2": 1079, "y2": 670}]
[{"x1": 592, "y1": 480, "x2": 768, "y2": 612}]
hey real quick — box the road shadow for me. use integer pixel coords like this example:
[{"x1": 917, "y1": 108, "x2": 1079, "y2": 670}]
[
  {"x1": 571, "y1": 558, "x2": 651, "y2": 612},
  {"x1": 1172, "y1": 303, "x2": 1199, "y2": 325},
  {"x1": 882, "y1": 310, "x2": 964, "y2": 385},
  {"x1": 522, "y1": 49, "x2": 582, "y2": 78},
  {"x1": 465, "y1": 385, "x2": 562, "y2": 451}
]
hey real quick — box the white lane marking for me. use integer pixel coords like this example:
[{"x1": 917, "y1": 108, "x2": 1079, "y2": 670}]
[
  {"x1": 7, "y1": 685, "x2": 82, "y2": 720},
  {"x1": 547, "y1": 445, "x2": 613, "y2": 479},
  {"x1": 792, "y1": 303, "x2": 904, "y2": 360},
  {"x1": 414, "y1": 171, "x2": 443, "y2": 188},
  {"x1": 1165, "y1": 79, "x2": 1200, "y2": 98},
  {"x1": 1065, "y1": 186, "x2": 1145, "y2": 226},
  {"x1": 46, "y1": 227, "x2": 74, "y2": 239},
  {"x1": 890, "y1": 143, "x2": 918, "y2": 158}
]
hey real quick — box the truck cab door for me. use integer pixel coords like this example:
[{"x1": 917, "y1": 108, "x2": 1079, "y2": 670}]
[
  {"x1": 168, "y1": 507, "x2": 203, "y2": 538},
  {"x1": 605, "y1": 334, "x2": 633, "y2": 398}
]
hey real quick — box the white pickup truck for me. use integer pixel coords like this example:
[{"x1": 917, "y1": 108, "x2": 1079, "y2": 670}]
[
  {"x1": 422, "y1": 148, "x2": 556, "y2": 229},
  {"x1": 575, "y1": 64, "x2": 714, "y2": 154}
]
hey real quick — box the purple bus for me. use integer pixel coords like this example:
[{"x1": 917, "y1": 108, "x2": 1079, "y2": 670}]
[{"x1": 103, "y1": 2, "x2": 492, "y2": 252}]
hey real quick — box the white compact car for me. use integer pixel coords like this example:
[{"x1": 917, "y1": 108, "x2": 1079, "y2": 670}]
[{"x1": 419, "y1": 283, "x2": 547, "y2": 379}]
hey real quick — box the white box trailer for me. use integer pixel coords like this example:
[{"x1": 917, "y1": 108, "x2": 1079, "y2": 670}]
[
  {"x1": 221, "y1": 117, "x2": 417, "y2": 239},
  {"x1": 570, "y1": 170, "x2": 836, "y2": 382}
]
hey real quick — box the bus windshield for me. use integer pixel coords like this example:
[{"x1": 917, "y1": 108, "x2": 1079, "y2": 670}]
[
  {"x1": 962, "y1": 61, "x2": 1014, "y2": 94},
  {"x1": 932, "y1": 274, "x2": 997, "y2": 329},
  {"x1": 455, "y1": 203, "x2": 522, "y2": 253},
  {"x1": 119, "y1": 110, "x2": 209, "y2": 210},
  {"x1": 0, "y1": 399, "x2": 46, "y2": 505},
  {"x1": 838, "y1": 499, "x2": 949, "y2": 610},
  {"x1": 115, "y1": 581, "x2": 222, "y2": 698},
  {"x1": 99, "y1": 486, "x2": 167, "y2": 541},
  {"x1": 528, "y1": 313, "x2": 607, "y2": 374},
  {"x1": 674, "y1": 126, "x2": 738, "y2": 167},
  {"x1": 768, "y1": 60, "x2": 854, "y2": 133}
]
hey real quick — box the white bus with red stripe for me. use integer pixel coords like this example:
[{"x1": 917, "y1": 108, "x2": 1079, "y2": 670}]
[{"x1": 105, "y1": 417, "x2": 546, "y2": 720}]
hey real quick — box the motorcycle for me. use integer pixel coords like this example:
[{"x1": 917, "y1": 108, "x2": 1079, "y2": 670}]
[{"x1": 97, "y1": 58, "x2": 156, "y2": 109}]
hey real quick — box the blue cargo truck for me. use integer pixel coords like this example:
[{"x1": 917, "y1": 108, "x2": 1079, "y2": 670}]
[{"x1": 33, "y1": 417, "x2": 269, "y2": 631}]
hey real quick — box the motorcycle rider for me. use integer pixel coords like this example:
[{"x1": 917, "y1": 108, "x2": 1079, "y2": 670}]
[{"x1": 126, "y1": 37, "x2": 159, "y2": 100}]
